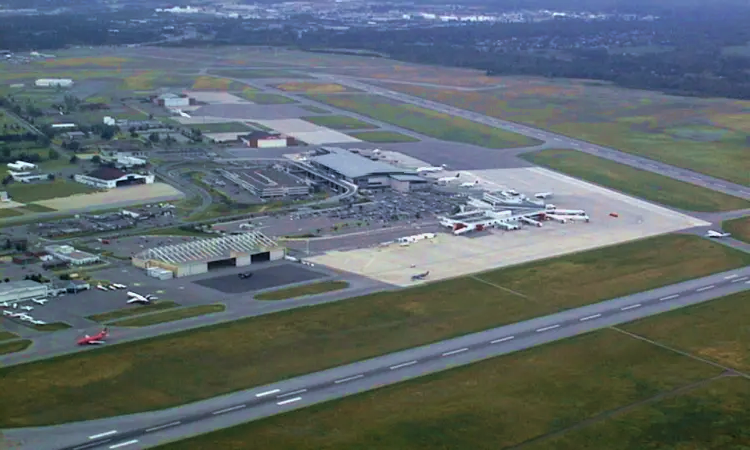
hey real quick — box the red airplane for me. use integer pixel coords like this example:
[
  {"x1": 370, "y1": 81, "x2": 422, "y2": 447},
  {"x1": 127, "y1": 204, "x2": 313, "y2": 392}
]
[{"x1": 77, "y1": 328, "x2": 109, "y2": 346}]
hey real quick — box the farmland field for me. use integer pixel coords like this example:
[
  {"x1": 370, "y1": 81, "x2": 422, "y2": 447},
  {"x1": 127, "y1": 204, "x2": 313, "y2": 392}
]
[
  {"x1": 382, "y1": 79, "x2": 750, "y2": 185},
  {"x1": 349, "y1": 130, "x2": 420, "y2": 143},
  {"x1": 0, "y1": 234, "x2": 747, "y2": 427},
  {"x1": 308, "y1": 94, "x2": 542, "y2": 149},
  {"x1": 523, "y1": 149, "x2": 750, "y2": 212},
  {"x1": 723, "y1": 216, "x2": 750, "y2": 243},
  {"x1": 301, "y1": 115, "x2": 378, "y2": 130}
]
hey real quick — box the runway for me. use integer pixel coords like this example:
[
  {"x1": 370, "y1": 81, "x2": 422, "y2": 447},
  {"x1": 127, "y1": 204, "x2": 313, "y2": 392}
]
[{"x1": 8, "y1": 267, "x2": 749, "y2": 450}]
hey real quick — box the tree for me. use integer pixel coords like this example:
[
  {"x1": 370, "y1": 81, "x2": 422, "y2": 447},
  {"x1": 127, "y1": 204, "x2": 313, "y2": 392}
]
[
  {"x1": 1, "y1": 147, "x2": 10, "y2": 159},
  {"x1": 48, "y1": 148, "x2": 59, "y2": 160},
  {"x1": 47, "y1": 173, "x2": 55, "y2": 181},
  {"x1": 100, "y1": 128, "x2": 115, "y2": 140},
  {"x1": 68, "y1": 141, "x2": 81, "y2": 152},
  {"x1": 91, "y1": 155, "x2": 101, "y2": 164},
  {"x1": 69, "y1": 155, "x2": 79, "y2": 164},
  {"x1": 148, "y1": 132, "x2": 160, "y2": 143}
]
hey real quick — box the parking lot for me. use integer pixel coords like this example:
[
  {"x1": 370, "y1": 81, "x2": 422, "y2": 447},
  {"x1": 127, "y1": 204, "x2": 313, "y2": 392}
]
[{"x1": 31, "y1": 204, "x2": 179, "y2": 238}]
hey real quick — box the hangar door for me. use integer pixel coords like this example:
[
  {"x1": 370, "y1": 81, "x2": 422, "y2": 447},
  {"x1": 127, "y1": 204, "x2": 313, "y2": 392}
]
[
  {"x1": 207, "y1": 257, "x2": 237, "y2": 270},
  {"x1": 116, "y1": 175, "x2": 147, "y2": 187},
  {"x1": 251, "y1": 252, "x2": 270, "y2": 263}
]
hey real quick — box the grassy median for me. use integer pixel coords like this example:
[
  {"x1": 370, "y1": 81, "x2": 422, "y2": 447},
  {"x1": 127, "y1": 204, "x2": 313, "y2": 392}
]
[
  {"x1": 87, "y1": 302, "x2": 180, "y2": 323},
  {"x1": 723, "y1": 216, "x2": 750, "y2": 243},
  {"x1": 0, "y1": 331, "x2": 18, "y2": 342},
  {"x1": 109, "y1": 304, "x2": 225, "y2": 327},
  {"x1": 0, "y1": 235, "x2": 747, "y2": 427},
  {"x1": 522, "y1": 149, "x2": 750, "y2": 212},
  {"x1": 301, "y1": 115, "x2": 377, "y2": 130},
  {"x1": 348, "y1": 131, "x2": 420, "y2": 143},
  {"x1": 0, "y1": 340, "x2": 31, "y2": 356},
  {"x1": 255, "y1": 281, "x2": 350, "y2": 301}
]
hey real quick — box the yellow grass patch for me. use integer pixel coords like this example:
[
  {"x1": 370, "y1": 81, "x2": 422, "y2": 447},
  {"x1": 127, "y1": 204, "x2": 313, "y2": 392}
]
[
  {"x1": 275, "y1": 82, "x2": 348, "y2": 93},
  {"x1": 41, "y1": 57, "x2": 129, "y2": 68},
  {"x1": 123, "y1": 72, "x2": 157, "y2": 90},
  {"x1": 191, "y1": 76, "x2": 233, "y2": 90},
  {"x1": 711, "y1": 114, "x2": 750, "y2": 132}
]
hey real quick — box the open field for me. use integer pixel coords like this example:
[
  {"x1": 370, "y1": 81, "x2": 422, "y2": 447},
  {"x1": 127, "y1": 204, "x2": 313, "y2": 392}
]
[
  {"x1": 5, "y1": 180, "x2": 97, "y2": 203},
  {"x1": 275, "y1": 82, "x2": 351, "y2": 93},
  {"x1": 237, "y1": 90, "x2": 297, "y2": 104},
  {"x1": 0, "y1": 110, "x2": 26, "y2": 133},
  {"x1": 0, "y1": 340, "x2": 32, "y2": 356},
  {"x1": 383, "y1": 79, "x2": 750, "y2": 185},
  {"x1": 348, "y1": 130, "x2": 420, "y2": 143},
  {"x1": 39, "y1": 57, "x2": 130, "y2": 68},
  {"x1": 155, "y1": 329, "x2": 721, "y2": 450},
  {"x1": 122, "y1": 72, "x2": 198, "y2": 90},
  {"x1": 0, "y1": 209, "x2": 23, "y2": 218},
  {"x1": 308, "y1": 94, "x2": 542, "y2": 149},
  {"x1": 723, "y1": 216, "x2": 750, "y2": 243},
  {"x1": 255, "y1": 281, "x2": 350, "y2": 301},
  {"x1": 210, "y1": 69, "x2": 311, "y2": 79},
  {"x1": 189, "y1": 122, "x2": 255, "y2": 133},
  {"x1": 34, "y1": 183, "x2": 184, "y2": 211},
  {"x1": 301, "y1": 115, "x2": 378, "y2": 130},
  {"x1": 522, "y1": 149, "x2": 750, "y2": 212},
  {"x1": 0, "y1": 235, "x2": 747, "y2": 426},
  {"x1": 0, "y1": 331, "x2": 18, "y2": 342},
  {"x1": 191, "y1": 76, "x2": 243, "y2": 91},
  {"x1": 87, "y1": 302, "x2": 180, "y2": 323},
  {"x1": 110, "y1": 304, "x2": 226, "y2": 327}
]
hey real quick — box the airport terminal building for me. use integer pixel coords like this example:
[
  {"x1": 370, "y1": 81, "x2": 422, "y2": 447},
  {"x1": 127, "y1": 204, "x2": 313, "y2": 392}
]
[{"x1": 132, "y1": 232, "x2": 284, "y2": 278}]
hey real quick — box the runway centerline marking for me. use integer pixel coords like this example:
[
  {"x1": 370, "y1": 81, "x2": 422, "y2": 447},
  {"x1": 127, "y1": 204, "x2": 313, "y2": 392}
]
[
  {"x1": 732, "y1": 277, "x2": 748, "y2": 283},
  {"x1": 109, "y1": 440, "x2": 138, "y2": 449},
  {"x1": 145, "y1": 421, "x2": 181, "y2": 433},
  {"x1": 490, "y1": 336, "x2": 515, "y2": 344},
  {"x1": 580, "y1": 314, "x2": 602, "y2": 321},
  {"x1": 696, "y1": 285, "x2": 715, "y2": 292},
  {"x1": 442, "y1": 348, "x2": 469, "y2": 356},
  {"x1": 89, "y1": 431, "x2": 117, "y2": 440},
  {"x1": 621, "y1": 304, "x2": 641, "y2": 311},
  {"x1": 724, "y1": 274, "x2": 738, "y2": 280},
  {"x1": 335, "y1": 374, "x2": 364, "y2": 384},
  {"x1": 659, "y1": 294, "x2": 679, "y2": 301},
  {"x1": 390, "y1": 360, "x2": 418, "y2": 370},
  {"x1": 277, "y1": 389, "x2": 307, "y2": 398},
  {"x1": 536, "y1": 324, "x2": 560, "y2": 332},
  {"x1": 255, "y1": 389, "x2": 281, "y2": 397},
  {"x1": 212, "y1": 404, "x2": 246, "y2": 415},
  {"x1": 277, "y1": 397, "x2": 302, "y2": 406},
  {"x1": 74, "y1": 441, "x2": 109, "y2": 450}
]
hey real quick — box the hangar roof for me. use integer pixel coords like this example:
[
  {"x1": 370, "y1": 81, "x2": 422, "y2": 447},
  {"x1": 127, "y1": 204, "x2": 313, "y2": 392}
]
[
  {"x1": 0, "y1": 280, "x2": 47, "y2": 295},
  {"x1": 310, "y1": 147, "x2": 415, "y2": 179},
  {"x1": 135, "y1": 232, "x2": 279, "y2": 265}
]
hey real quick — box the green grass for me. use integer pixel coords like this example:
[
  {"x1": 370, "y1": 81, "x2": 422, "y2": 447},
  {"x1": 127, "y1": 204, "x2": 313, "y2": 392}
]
[
  {"x1": 86, "y1": 302, "x2": 180, "y2": 323},
  {"x1": 522, "y1": 149, "x2": 750, "y2": 212},
  {"x1": 299, "y1": 105, "x2": 330, "y2": 114},
  {"x1": 308, "y1": 94, "x2": 542, "y2": 149},
  {"x1": 188, "y1": 122, "x2": 254, "y2": 133},
  {"x1": 154, "y1": 329, "x2": 720, "y2": 450},
  {"x1": 0, "y1": 331, "x2": 19, "y2": 342},
  {"x1": 348, "y1": 130, "x2": 420, "y2": 143},
  {"x1": 255, "y1": 281, "x2": 350, "y2": 301},
  {"x1": 722, "y1": 216, "x2": 750, "y2": 243},
  {"x1": 211, "y1": 69, "x2": 311, "y2": 79},
  {"x1": 0, "y1": 234, "x2": 746, "y2": 426},
  {"x1": 6, "y1": 180, "x2": 98, "y2": 203},
  {"x1": 301, "y1": 115, "x2": 378, "y2": 130},
  {"x1": 31, "y1": 322, "x2": 71, "y2": 332},
  {"x1": 0, "y1": 340, "x2": 32, "y2": 355},
  {"x1": 0, "y1": 209, "x2": 24, "y2": 218},
  {"x1": 19, "y1": 203, "x2": 57, "y2": 213},
  {"x1": 110, "y1": 304, "x2": 225, "y2": 327},
  {"x1": 238, "y1": 91, "x2": 297, "y2": 104}
]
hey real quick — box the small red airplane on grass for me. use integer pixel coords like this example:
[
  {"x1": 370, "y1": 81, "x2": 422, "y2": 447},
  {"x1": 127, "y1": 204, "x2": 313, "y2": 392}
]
[{"x1": 77, "y1": 328, "x2": 109, "y2": 346}]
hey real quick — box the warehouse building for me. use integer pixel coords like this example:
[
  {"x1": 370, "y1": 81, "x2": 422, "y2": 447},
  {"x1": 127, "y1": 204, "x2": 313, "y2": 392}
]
[
  {"x1": 74, "y1": 167, "x2": 155, "y2": 189},
  {"x1": 239, "y1": 131, "x2": 295, "y2": 148},
  {"x1": 152, "y1": 93, "x2": 195, "y2": 108},
  {"x1": 44, "y1": 244, "x2": 100, "y2": 265},
  {"x1": 35, "y1": 78, "x2": 73, "y2": 88},
  {"x1": 308, "y1": 147, "x2": 429, "y2": 191},
  {"x1": 0, "y1": 280, "x2": 49, "y2": 302},
  {"x1": 132, "y1": 232, "x2": 284, "y2": 278}
]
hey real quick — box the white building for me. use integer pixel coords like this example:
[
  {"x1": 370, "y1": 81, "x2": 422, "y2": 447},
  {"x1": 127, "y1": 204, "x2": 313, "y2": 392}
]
[
  {"x1": 154, "y1": 93, "x2": 191, "y2": 108},
  {"x1": 74, "y1": 167, "x2": 155, "y2": 189},
  {"x1": 103, "y1": 116, "x2": 116, "y2": 126},
  {"x1": 44, "y1": 245, "x2": 100, "y2": 266},
  {"x1": 0, "y1": 280, "x2": 49, "y2": 303},
  {"x1": 35, "y1": 78, "x2": 74, "y2": 88}
]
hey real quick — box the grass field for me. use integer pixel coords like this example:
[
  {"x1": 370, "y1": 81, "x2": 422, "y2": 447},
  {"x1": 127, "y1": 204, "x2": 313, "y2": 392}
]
[
  {"x1": 0, "y1": 209, "x2": 24, "y2": 218},
  {"x1": 39, "y1": 57, "x2": 129, "y2": 68},
  {"x1": 301, "y1": 115, "x2": 378, "y2": 130},
  {"x1": 522, "y1": 149, "x2": 750, "y2": 212},
  {"x1": 348, "y1": 130, "x2": 420, "y2": 143},
  {"x1": 122, "y1": 72, "x2": 197, "y2": 90},
  {"x1": 32, "y1": 322, "x2": 71, "y2": 332},
  {"x1": 275, "y1": 82, "x2": 350, "y2": 93},
  {"x1": 110, "y1": 304, "x2": 225, "y2": 327},
  {"x1": 255, "y1": 281, "x2": 350, "y2": 301},
  {"x1": 0, "y1": 331, "x2": 18, "y2": 342},
  {"x1": 238, "y1": 91, "x2": 297, "y2": 104},
  {"x1": 0, "y1": 340, "x2": 32, "y2": 356},
  {"x1": 155, "y1": 329, "x2": 721, "y2": 450},
  {"x1": 0, "y1": 110, "x2": 26, "y2": 133},
  {"x1": 386, "y1": 80, "x2": 750, "y2": 185},
  {"x1": 5, "y1": 180, "x2": 97, "y2": 203},
  {"x1": 723, "y1": 216, "x2": 750, "y2": 243},
  {"x1": 299, "y1": 105, "x2": 330, "y2": 114},
  {"x1": 87, "y1": 302, "x2": 180, "y2": 323},
  {"x1": 308, "y1": 94, "x2": 542, "y2": 149},
  {"x1": 189, "y1": 122, "x2": 254, "y2": 133},
  {"x1": 0, "y1": 234, "x2": 746, "y2": 426},
  {"x1": 20, "y1": 203, "x2": 57, "y2": 213},
  {"x1": 211, "y1": 69, "x2": 311, "y2": 79}
]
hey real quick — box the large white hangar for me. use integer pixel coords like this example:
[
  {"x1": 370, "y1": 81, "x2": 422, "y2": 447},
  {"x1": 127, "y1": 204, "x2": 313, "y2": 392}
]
[{"x1": 132, "y1": 232, "x2": 284, "y2": 278}]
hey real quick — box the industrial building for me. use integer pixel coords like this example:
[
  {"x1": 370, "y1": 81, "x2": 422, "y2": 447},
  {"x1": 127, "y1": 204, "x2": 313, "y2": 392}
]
[
  {"x1": 152, "y1": 93, "x2": 195, "y2": 108},
  {"x1": 74, "y1": 167, "x2": 155, "y2": 189},
  {"x1": 44, "y1": 244, "x2": 100, "y2": 265},
  {"x1": 308, "y1": 147, "x2": 429, "y2": 191},
  {"x1": 0, "y1": 280, "x2": 49, "y2": 302},
  {"x1": 239, "y1": 131, "x2": 295, "y2": 148},
  {"x1": 35, "y1": 78, "x2": 73, "y2": 88},
  {"x1": 132, "y1": 232, "x2": 284, "y2": 278},
  {"x1": 219, "y1": 167, "x2": 311, "y2": 198}
]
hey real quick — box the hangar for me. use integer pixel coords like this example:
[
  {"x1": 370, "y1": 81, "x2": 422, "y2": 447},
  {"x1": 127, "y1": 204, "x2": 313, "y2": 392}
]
[
  {"x1": 0, "y1": 280, "x2": 49, "y2": 303},
  {"x1": 131, "y1": 232, "x2": 284, "y2": 278},
  {"x1": 74, "y1": 167, "x2": 155, "y2": 189}
]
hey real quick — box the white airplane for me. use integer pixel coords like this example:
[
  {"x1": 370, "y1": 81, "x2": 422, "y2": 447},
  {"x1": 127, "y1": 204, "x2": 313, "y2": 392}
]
[
  {"x1": 416, "y1": 165, "x2": 445, "y2": 173},
  {"x1": 535, "y1": 192, "x2": 553, "y2": 199},
  {"x1": 127, "y1": 292, "x2": 157, "y2": 304},
  {"x1": 706, "y1": 230, "x2": 731, "y2": 238},
  {"x1": 460, "y1": 180, "x2": 479, "y2": 188},
  {"x1": 32, "y1": 319, "x2": 46, "y2": 325},
  {"x1": 20, "y1": 305, "x2": 33, "y2": 311},
  {"x1": 32, "y1": 298, "x2": 48, "y2": 305},
  {"x1": 2, "y1": 310, "x2": 16, "y2": 317},
  {"x1": 111, "y1": 283, "x2": 127, "y2": 289},
  {"x1": 96, "y1": 285, "x2": 108, "y2": 291},
  {"x1": 437, "y1": 173, "x2": 460, "y2": 184},
  {"x1": 0, "y1": 302, "x2": 8, "y2": 308}
]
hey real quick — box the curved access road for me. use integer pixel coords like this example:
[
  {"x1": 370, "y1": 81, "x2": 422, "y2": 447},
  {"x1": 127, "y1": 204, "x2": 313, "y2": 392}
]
[{"x1": 6, "y1": 267, "x2": 749, "y2": 450}]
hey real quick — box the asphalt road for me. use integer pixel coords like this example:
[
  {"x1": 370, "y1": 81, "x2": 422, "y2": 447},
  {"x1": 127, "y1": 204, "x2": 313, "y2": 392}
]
[
  {"x1": 313, "y1": 74, "x2": 750, "y2": 200},
  {"x1": 6, "y1": 267, "x2": 749, "y2": 450}
]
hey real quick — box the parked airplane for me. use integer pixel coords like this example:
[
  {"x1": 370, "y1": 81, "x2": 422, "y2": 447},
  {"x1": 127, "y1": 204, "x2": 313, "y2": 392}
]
[
  {"x1": 411, "y1": 271, "x2": 430, "y2": 281},
  {"x1": 111, "y1": 283, "x2": 127, "y2": 289},
  {"x1": 31, "y1": 319, "x2": 46, "y2": 325},
  {"x1": 77, "y1": 328, "x2": 109, "y2": 346},
  {"x1": 32, "y1": 298, "x2": 48, "y2": 305},
  {"x1": 2, "y1": 310, "x2": 16, "y2": 317},
  {"x1": 127, "y1": 292, "x2": 157, "y2": 304},
  {"x1": 460, "y1": 180, "x2": 479, "y2": 188},
  {"x1": 416, "y1": 165, "x2": 446, "y2": 173},
  {"x1": 706, "y1": 230, "x2": 731, "y2": 238},
  {"x1": 535, "y1": 192, "x2": 553, "y2": 199},
  {"x1": 96, "y1": 285, "x2": 108, "y2": 292},
  {"x1": 20, "y1": 305, "x2": 33, "y2": 311},
  {"x1": 437, "y1": 174, "x2": 460, "y2": 183},
  {"x1": 0, "y1": 301, "x2": 8, "y2": 308}
]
